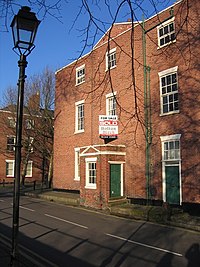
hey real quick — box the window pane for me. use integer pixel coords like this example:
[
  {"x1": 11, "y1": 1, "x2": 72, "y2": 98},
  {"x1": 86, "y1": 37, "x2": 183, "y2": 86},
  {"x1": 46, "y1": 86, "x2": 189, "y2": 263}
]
[
  {"x1": 175, "y1": 150, "x2": 180, "y2": 159},
  {"x1": 175, "y1": 141, "x2": 179, "y2": 149},
  {"x1": 171, "y1": 33, "x2": 175, "y2": 41},
  {"x1": 172, "y1": 73, "x2": 177, "y2": 83},
  {"x1": 169, "y1": 103, "x2": 173, "y2": 111},
  {"x1": 167, "y1": 85, "x2": 171, "y2": 93},
  {"x1": 159, "y1": 28, "x2": 163, "y2": 37},
  {"x1": 162, "y1": 87, "x2": 166, "y2": 94},
  {"x1": 172, "y1": 84, "x2": 177, "y2": 91},
  {"x1": 160, "y1": 38, "x2": 164, "y2": 46},
  {"x1": 163, "y1": 96, "x2": 168, "y2": 104},
  {"x1": 169, "y1": 94, "x2": 173, "y2": 102},
  {"x1": 163, "y1": 104, "x2": 168, "y2": 113},
  {"x1": 164, "y1": 25, "x2": 168, "y2": 34},
  {"x1": 174, "y1": 101, "x2": 179, "y2": 110},
  {"x1": 169, "y1": 23, "x2": 174, "y2": 32},
  {"x1": 165, "y1": 35, "x2": 170, "y2": 43},
  {"x1": 161, "y1": 77, "x2": 166, "y2": 86},
  {"x1": 169, "y1": 141, "x2": 174, "y2": 149},
  {"x1": 174, "y1": 93, "x2": 178, "y2": 101},
  {"x1": 169, "y1": 149, "x2": 175, "y2": 159},
  {"x1": 166, "y1": 75, "x2": 171, "y2": 85},
  {"x1": 164, "y1": 142, "x2": 168, "y2": 150}
]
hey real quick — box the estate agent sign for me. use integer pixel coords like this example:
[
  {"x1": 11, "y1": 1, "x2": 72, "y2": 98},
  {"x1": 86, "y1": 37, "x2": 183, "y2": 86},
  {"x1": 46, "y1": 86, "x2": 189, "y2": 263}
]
[{"x1": 99, "y1": 115, "x2": 118, "y2": 139}]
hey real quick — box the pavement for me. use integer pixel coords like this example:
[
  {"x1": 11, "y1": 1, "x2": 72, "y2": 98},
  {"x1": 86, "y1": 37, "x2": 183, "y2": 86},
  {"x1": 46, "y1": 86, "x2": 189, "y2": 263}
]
[{"x1": 0, "y1": 186, "x2": 200, "y2": 266}]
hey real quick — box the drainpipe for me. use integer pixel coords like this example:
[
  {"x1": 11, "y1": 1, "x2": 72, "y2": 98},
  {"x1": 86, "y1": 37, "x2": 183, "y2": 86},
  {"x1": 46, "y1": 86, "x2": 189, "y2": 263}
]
[
  {"x1": 142, "y1": 16, "x2": 152, "y2": 205},
  {"x1": 146, "y1": 65, "x2": 152, "y2": 204},
  {"x1": 142, "y1": 8, "x2": 174, "y2": 205}
]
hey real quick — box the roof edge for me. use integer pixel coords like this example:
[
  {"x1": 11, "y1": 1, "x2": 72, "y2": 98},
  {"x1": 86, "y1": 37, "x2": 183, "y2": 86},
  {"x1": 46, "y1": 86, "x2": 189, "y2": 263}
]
[{"x1": 55, "y1": 0, "x2": 183, "y2": 74}]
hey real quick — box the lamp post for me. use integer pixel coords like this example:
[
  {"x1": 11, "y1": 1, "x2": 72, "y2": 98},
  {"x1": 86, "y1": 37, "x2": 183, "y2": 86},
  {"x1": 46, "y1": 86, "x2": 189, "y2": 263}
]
[{"x1": 10, "y1": 6, "x2": 40, "y2": 266}]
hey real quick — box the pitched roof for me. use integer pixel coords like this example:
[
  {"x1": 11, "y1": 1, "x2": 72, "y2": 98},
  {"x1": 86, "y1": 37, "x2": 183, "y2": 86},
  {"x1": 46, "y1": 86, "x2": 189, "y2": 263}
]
[{"x1": 0, "y1": 104, "x2": 54, "y2": 118}]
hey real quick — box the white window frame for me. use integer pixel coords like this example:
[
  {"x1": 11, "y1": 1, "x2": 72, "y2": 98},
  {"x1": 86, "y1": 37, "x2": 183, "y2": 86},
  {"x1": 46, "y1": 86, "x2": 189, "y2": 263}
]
[
  {"x1": 6, "y1": 160, "x2": 15, "y2": 177},
  {"x1": 75, "y1": 100, "x2": 85, "y2": 133},
  {"x1": 161, "y1": 134, "x2": 181, "y2": 162},
  {"x1": 85, "y1": 157, "x2": 97, "y2": 189},
  {"x1": 25, "y1": 119, "x2": 34, "y2": 130},
  {"x1": 25, "y1": 161, "x2": 33, "y2": 177},
  {"x1": 8, "y1": 117, "x2": 16, "y2": 128},
  {"x1": 7, "y1": 136, "x2": 15, "y2": 152},
  {"x1": 106, "y1": 92, "x2": 117, "y2": 115},
  {"x1": 76, "y1": 64, "x2": 85, "y2": 85},
  {"x1": 158, "y1": 66, "x2": 179, "y2": 116},
  {"x1": 106, "y1": 48, "x2": 116, "y2": 71},
  {"x1": 74, "y1": 148, "x2": 80, "y2": 181},
  {"x1": 157, "y1": 17, "x2": 176, "y2": 48}
]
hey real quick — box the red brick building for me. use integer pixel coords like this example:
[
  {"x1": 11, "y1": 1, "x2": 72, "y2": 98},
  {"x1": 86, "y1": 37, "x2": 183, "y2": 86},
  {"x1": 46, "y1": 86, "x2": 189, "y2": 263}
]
[
  {"x1": 54, "y1": 0, "x2": 200, "y2": 209},
  {"x1": 0, "y1": 93, "x2": 52, "y2": 185}
]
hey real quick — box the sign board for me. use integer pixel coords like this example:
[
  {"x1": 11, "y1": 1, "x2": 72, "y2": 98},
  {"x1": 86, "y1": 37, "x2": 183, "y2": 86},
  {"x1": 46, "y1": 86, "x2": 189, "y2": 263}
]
[{"x1": 99, "y1": 115, "x2": 118, "y2": 139}]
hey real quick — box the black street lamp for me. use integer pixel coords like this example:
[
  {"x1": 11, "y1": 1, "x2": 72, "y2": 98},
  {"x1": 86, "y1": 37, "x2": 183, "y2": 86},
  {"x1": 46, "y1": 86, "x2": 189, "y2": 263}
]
[{"x1": 10, "y1": 6, "x2": 40, "y2": 266}]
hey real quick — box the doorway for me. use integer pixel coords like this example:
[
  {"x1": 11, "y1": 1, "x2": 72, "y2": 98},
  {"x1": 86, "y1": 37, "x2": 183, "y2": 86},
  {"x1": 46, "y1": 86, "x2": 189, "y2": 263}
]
[
  {"x1": 110, "y1": 164, "x2": 122, "y2": 198},
  {"x1": 165, "y1": 165, "x2": 180, "y2": 205}
]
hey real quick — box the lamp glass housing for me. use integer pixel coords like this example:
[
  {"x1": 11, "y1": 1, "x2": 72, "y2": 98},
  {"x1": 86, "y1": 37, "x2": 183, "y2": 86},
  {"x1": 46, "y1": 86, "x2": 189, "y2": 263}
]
[{"x1": 11, "y1": 6, "x2": 40, "y2": 55}]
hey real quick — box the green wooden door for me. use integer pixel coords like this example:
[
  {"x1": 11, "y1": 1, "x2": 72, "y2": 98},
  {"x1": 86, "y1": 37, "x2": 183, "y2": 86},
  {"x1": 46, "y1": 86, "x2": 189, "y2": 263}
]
[
  {"x1": 166, "y1": 166, "x2": 180, "y2": 205},
  {"x1": 110, "y1": 164, "x2": 121, "y2": 198}
]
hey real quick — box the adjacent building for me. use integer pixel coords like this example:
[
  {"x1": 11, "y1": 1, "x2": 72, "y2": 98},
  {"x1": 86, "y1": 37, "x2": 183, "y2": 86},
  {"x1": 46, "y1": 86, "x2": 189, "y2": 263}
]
[
  {"x1": 54, "y1": 0, "x2": 200, "y2": 209},
  {"x1": 0, "y1": 93, "x2": 53, "y2": 185}
]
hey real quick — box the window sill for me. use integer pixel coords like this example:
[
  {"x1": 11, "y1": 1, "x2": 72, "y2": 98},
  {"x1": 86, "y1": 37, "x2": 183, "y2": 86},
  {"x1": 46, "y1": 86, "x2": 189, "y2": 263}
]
[
  {"x1": 105, "y1": 65, "x2": 116, "y2": 72},
  {"x1": 74, "y1": 129, "x2": 84, "y2": 134},
  {"x1": 85, "y1": 185, "x2": 97, "y2": 190},
  {"x1": 160, "y1": 110, "x2": 179, "y2": 117},
  {"x1": 74, "y1": 178, "x2": 80, "y2": 181},
  {"x1": 157, "y1": 40, "x2": 176, "y2": 50},
  {"x1": 75, "y1": 80, "x2": 85, "y2": 86}
]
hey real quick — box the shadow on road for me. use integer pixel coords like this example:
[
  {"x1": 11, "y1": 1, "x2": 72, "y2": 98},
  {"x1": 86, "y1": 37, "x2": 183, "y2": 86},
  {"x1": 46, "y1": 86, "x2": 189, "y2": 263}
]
[
  {"x1": 0, "y1": 222, "x2": 95, "y2": 267},
  {"x1": 185, "y1": 243, "x2": 200, "y2": 267}
]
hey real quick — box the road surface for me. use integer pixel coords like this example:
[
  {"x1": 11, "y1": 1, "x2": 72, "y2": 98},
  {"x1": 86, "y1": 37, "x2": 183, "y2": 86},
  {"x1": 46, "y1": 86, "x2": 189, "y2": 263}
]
[{"x1": 0, "y1": 192, "x2": 200, "y2": 266}]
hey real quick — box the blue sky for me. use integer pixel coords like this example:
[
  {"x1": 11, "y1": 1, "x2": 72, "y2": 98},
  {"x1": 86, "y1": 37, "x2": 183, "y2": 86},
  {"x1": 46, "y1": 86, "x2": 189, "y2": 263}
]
[{"x1": 0, "y1": 0, "x2": 175, "y2": 105}]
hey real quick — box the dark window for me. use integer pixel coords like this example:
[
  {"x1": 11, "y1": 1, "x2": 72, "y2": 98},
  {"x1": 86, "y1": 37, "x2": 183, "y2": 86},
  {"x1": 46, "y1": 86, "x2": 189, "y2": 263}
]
[{"x1": 7, "y1": 137, "x2": 15, "y2": 152}]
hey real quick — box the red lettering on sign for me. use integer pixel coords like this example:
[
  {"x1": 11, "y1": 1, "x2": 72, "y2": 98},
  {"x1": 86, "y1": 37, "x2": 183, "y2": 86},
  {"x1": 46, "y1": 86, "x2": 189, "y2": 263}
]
[{"x1": 99, "y1": 120, "x2": 118, "y2": 126}]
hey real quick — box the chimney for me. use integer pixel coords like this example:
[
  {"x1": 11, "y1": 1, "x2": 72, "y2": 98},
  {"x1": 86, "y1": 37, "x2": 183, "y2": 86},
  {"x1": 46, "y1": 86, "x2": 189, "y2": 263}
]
[{"x1": 28, "y1": 91, "x2": 40, "y2": 111}]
